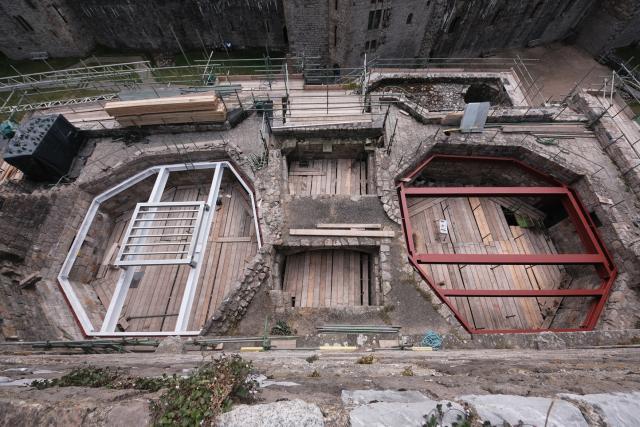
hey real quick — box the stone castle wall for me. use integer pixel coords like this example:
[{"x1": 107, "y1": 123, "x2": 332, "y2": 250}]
[{"x1": 0, "y1": 0, "x2": 636, "y2": 64}]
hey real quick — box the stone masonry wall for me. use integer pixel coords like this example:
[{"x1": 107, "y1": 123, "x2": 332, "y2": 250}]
[
  {"x1": 282, "y1": 0, "x2": 329, "y2": 64},
  {"x1": 203, "y1": 246, "x2": 273, "y2": 335},
  {"x1": 576, "y1": 0, "x2": 640, "y2": 56},
  {"x1": 0, "y1": 0, "x2": 286, "y2": 60},
  {"x1": 0, "y1": 0, "x2": 92, "y2": 60},
  {"x1": 67, "y1": 0, "x2": 286, "y2": 53},
  {"x1": 5, "y1": 0, "x2": 633, "y2": 66}
]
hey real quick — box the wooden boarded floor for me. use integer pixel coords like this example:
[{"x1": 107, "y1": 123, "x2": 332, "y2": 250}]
[
  {"x1": 90, "y1": 179, "x2": 258, "y2": 332},
  {"x1": 288, "y1": 159, "x2": 369, "y2": 196},
  {"x1": 408, "y1": 196, "x2": 567, "y2": 331},
  {"x1": 282, "y1": 250, "x2": 373, "y2": 307}
]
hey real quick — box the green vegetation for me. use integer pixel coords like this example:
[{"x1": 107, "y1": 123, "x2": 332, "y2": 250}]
[
  {"x1": 401, "y1": 366, "x2": 414, "y2": 376},
  {"x1": 0, "y1": 52, "x2": 81, "y2": 78},
  {"x1": 423, "y1": 402, "x2": 471, "y2": 427},
  {"x1": 356, "y1": 354, "x2": 377, "y2": 365},
  {"x1": 31, "y1": 366, "x2": 169, "y2": 392},
  {"x1": 31, "y1": 355, "x2": 258, "y2": 427},
  {"x1": 309, "y1": 369, "x2": 321, "y2": 378},
  {"x1": 153, "y1": 355, "x2": 257, "y2": 426},
  {"x1": 270, "y1": 320, "x2": 293, "y2": 336}
]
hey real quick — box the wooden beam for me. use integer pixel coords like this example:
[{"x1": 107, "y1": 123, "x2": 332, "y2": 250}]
[
  {"x1": 316, "y1": 223, "x2": 382, "y2": 229},
  {"x1": 290, "y1": 229, "x2": 394, "y2": 237}
]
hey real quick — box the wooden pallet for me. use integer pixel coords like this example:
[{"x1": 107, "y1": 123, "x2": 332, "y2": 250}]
[{"x1": 0, "y1": 161, "x2": 23, "y2": 184}]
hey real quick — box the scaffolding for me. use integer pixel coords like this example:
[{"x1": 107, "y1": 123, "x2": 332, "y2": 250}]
[{"x1": 0, "y1": 54, "x2": 544, "y2": 133}]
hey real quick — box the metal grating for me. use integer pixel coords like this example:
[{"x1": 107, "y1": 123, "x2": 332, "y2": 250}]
[{"x1": 115, "y1": 201, "x2": 207, "y2": 266}]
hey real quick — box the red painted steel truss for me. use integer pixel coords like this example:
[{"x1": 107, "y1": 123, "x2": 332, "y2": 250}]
[{"x1": 398, "y1": 155, "x2": 617, "y2": 334}]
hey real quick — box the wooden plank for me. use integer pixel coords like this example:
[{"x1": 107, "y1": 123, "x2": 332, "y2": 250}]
[
  {"x1": 105, "y1": 94, "x2": 219, "y2": 116},
  {"x1": 362, "y1": 254, "x2": 369, "y2": 306},
  {"x1": 469, "y1": 197, "x2": 493, "y2": 244},
  {"x1": 316, "y1": 223, "x2": 381, "y2": 229},
  {"x1": 336, "y1": 159, "x2": 344, "y2": 195},
  {"x1": 300, "y1": 252, "x2": 311, "y2": 308},
  {"x1": 193, "y1": 185, "x2": 230, "y2": 328},
  {"x1": 295, "y1": 253, "x2": 305, "y2": 307},
  {"x1": 290, "y1": 229, "x2": 394, "y2": 237},
  {"x1": 307, "y1": 251, "x2": 317, "y2": 307},
  {"x1": 480, "y1": 198, "x2": 510, "y2": 241},
  {"x1": 117, "y1": 109, "x2": 226, "y2": 127},
  {"x1": 318, "y1": 251, "x2": 327, "y2": 307},
  {"x1": 288, "y1": 170, "x2": 325, "y2": 176},
  {"x1": 325, "y1": 250, "x2": 333, "y2": 306},
  {"x1": 407, "y1": 197, "x2": 447, "y2": 216},
  {"x1": 213, "y1": 237, "x2": 252, "y2": 242},
  {"x1": 333, "y1": 250, "x2": 343, "y2": 306}
]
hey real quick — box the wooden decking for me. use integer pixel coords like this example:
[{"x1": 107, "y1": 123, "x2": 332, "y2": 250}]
[
  {"x1": 282, "y1": 250, "x2": 373, "y2": 307},
  {"x1": 409, "y1": 196, "x2": 567, "y2": 330},
  {"x1": 90, "y1": 179, "x2": 258, "y2": 332},
  {"x1": 288, "y1": 159, "x2": 369, "y2": 196}
]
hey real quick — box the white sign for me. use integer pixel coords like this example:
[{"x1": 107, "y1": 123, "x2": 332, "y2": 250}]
[{"x1": 438, "y1": 219, "x2": 448, "y2": 234}]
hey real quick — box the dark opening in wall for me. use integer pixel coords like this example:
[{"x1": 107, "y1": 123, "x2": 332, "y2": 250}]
[
  {"x1": 541, "y1": 201, "x2": 569, "y2": 228},
  {"x1": 463, "y1": 83, "x2": 502, "y2": 104},
  {"x1": 365, "y1": 39, "x2": 378, "y2": 52},
  {"x1": 283, "y1": 26, "x2": 288, "y2": 44},
  {"x1": 502, "y1": 207, "x2": 518, "y2": 227},
  {"x1": 368, "y1": 9, "x2": 382, "y2": 30},
  {"x1": 589, "y1": 211, "x2": 603, "y2": 227},
  {"x1": 334, "y1": 25, "x2": 337, "y2": 47},
  {"x1": 382, "y1": 8, "x2": 391, "y2": 28},
  {"x1": 14, "y1": 15, "x2": 34, "y2": 32},
  {"x1": 406, "y1": 13, "x2": 413, "y2": 24},
  {"x1": 335, "y1": 0, "x2": 338, "y2": 10}
]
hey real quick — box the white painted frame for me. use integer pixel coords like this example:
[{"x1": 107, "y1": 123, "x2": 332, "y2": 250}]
[
  {"x1": 115, "y1": 201, "x2": 207, "y2": 267},
  {"x1": 58, "y1": 161, "x2": 261, "y2": 337}
]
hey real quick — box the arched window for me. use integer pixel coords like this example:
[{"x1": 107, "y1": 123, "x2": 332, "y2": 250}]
[{"x1": 406, "y1": 13, "x2": 413, "y2": 24}]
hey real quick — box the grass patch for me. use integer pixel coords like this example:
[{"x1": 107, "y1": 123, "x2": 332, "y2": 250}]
[
  {"x1": 31, "y1": 355, "x2": 258, "y2": 427},
  {"x1": 309, "y1": 369, "x2": 321, "y2": 378},
  {"x1": 0, "y1": 52, "x2": 81, "y2": 78}
]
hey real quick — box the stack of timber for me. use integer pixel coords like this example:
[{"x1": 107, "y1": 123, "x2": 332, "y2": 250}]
[
  {"x1": 105, "y1": 93, "x2": 226, "y2": 127},
  {"x1": 0, "y1": 160, "x2": 23, "y2": 184}
]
